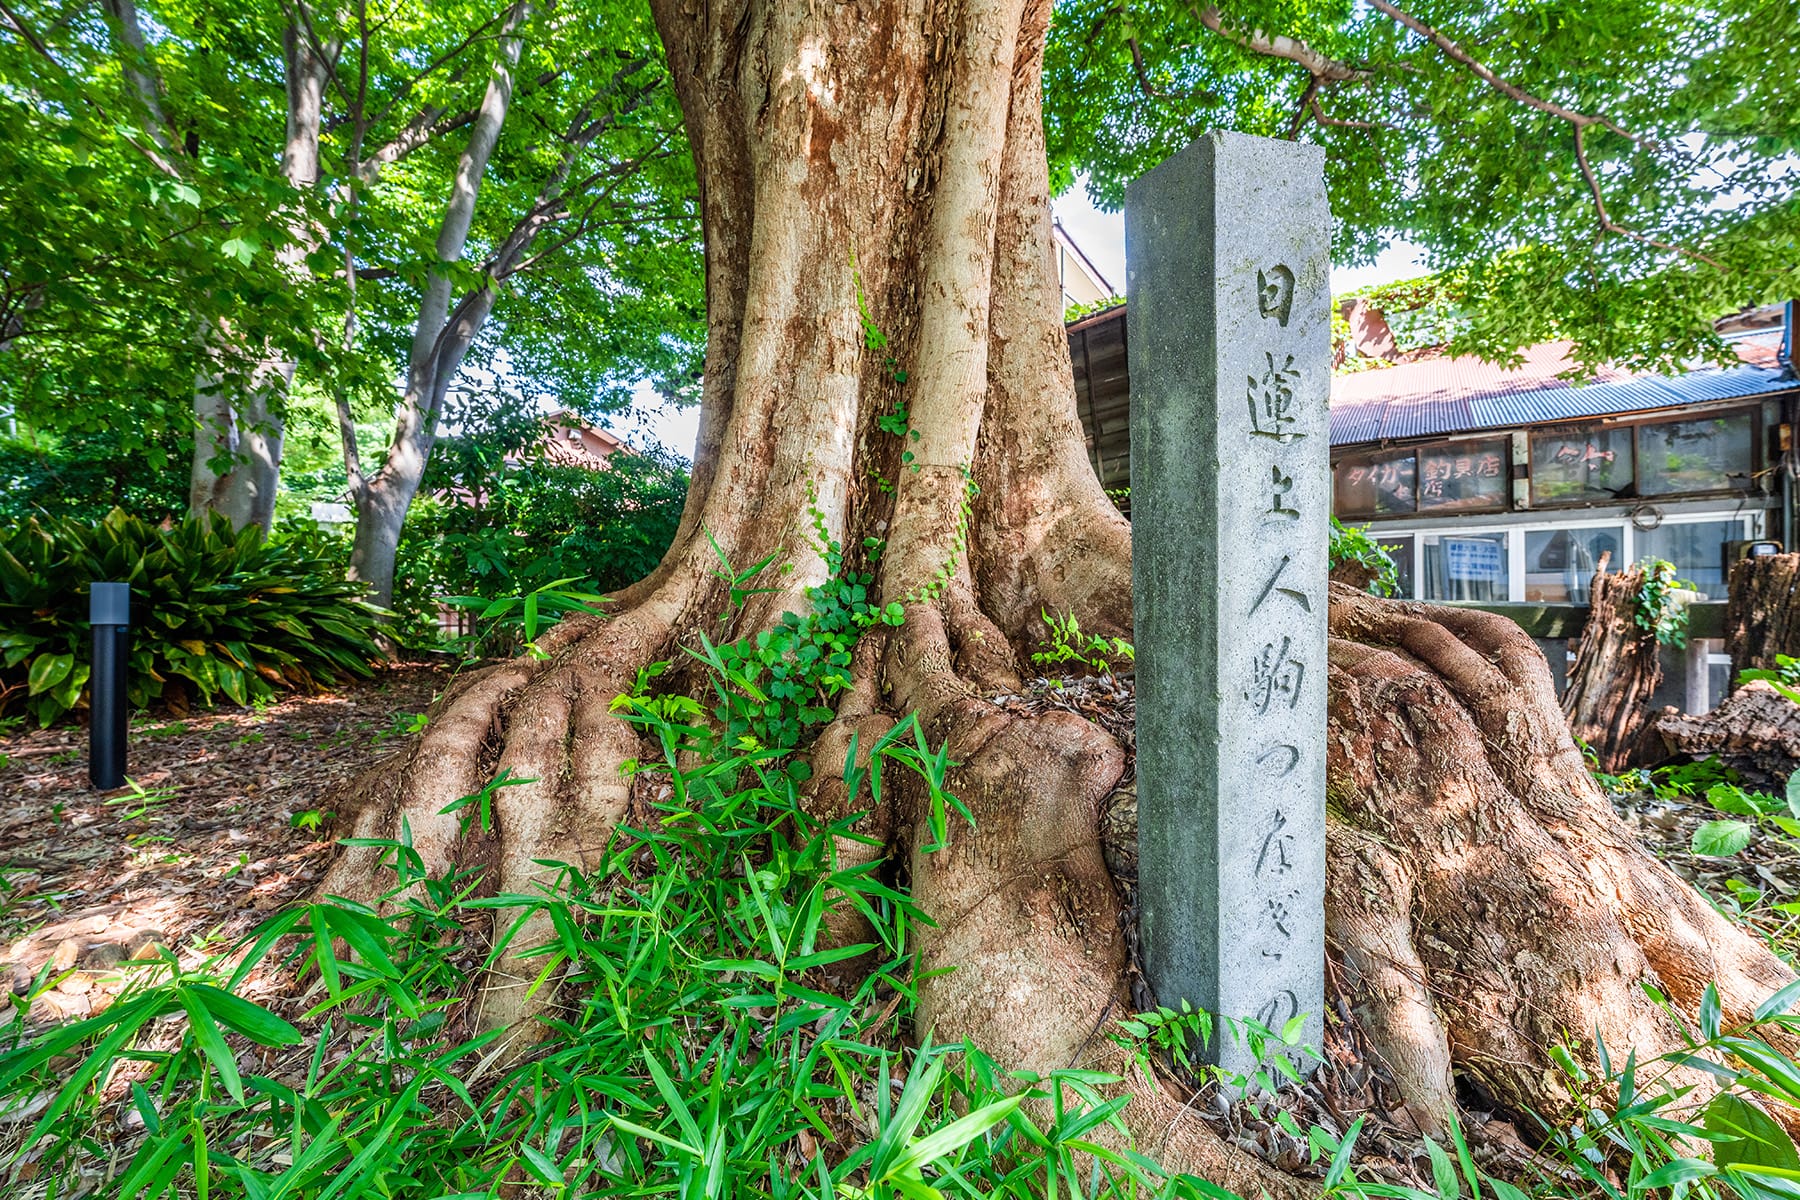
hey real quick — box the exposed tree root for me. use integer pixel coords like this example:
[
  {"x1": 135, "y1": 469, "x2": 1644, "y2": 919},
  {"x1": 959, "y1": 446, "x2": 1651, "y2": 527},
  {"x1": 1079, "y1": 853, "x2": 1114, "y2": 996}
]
[
  {"x1": 1325, "y1": 585, "x2": 1793, "y2": 1129},
  {"x1": 313, "y1": 0, "x2": 1796, "y2": 1184}
]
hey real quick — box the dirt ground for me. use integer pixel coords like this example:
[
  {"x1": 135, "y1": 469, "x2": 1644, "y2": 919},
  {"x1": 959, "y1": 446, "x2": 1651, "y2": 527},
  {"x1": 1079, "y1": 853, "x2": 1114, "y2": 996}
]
[
  {"x1": 0, "y1": 664, "x2": 451, "y2": 1023},
  {"x1": 1, "y1": 666, "x2": 1792, "y2": 1191}
]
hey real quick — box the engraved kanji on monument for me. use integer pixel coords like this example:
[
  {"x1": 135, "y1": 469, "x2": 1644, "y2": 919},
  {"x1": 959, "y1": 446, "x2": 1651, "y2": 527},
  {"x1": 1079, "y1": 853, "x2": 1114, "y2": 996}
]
[{"x1": 1125, "y1": 130, "x2": 1329, "y2": 1074}]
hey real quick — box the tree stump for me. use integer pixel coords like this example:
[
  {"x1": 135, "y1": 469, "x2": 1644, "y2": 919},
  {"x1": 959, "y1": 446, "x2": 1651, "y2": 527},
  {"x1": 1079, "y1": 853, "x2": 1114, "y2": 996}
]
[
  {"x1": 1655, "y1": 680, "x2": 1800, "y2": 786},
  {"x1": 1563, "y1": 566, "x2": 1663, "y2": 773},
  {"x1": 1727, "y1": 553, "x2": 1800, "y2": 673}
]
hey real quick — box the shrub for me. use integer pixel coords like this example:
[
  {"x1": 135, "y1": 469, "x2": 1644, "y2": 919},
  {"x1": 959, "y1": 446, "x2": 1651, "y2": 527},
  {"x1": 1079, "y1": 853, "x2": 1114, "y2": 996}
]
[
  {"x1": 0, "y1": 427, "x2": 188, "y2": 526},
  {"x1": 0, "y1": 509, "x2": 380, "y2": 725},
  {"x1": 397, "y1": 446, "x2": 689, "y2": 632}
]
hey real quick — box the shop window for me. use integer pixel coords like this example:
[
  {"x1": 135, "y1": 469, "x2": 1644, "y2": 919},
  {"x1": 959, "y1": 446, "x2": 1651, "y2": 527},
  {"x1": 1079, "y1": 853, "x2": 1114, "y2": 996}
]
[
  {"x1": 1531, "y1": 425, "x2": 1634, "y2": 504},
  {"x1": 1637, "y1": 414, "x2": 1754, "y2": 496},
  {"x1": 1636, "y1": 520, "x2": 1740, "y2": 600},
  {"x1": 1334, "y1": 450, "x2": 1416, "y2": 517},
  {"x1": 1421, "y1": 532, "x2": 1509, "y2": 601},
  {"x1": 1418, "y1": 440, "x2": 1508, "y2": 511},
  {"x1": 1524, "y1": 526, "x2": 1623, "y2": 603}
]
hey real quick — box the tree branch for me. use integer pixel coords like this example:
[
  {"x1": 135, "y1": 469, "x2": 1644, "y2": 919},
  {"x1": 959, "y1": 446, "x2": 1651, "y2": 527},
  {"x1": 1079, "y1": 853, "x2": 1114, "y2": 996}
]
[
  {"x1": 1572, "y1": 124, "x2": 1723, "y2": 268},
  {"x1": 0, "y1": 0, "x2": 54, "y2": 59},
  {"x1": 357, "y1": 65, "x2": 572, "y2": 182},
  {"x1": 1193, "y1": 3, "x2": 1366, "y2": 82},
  {"x1": 1310, "y1": 96, "x2": 1401, "y2": 132},
  {"x1": 1125, "y1": 36, "x2": 1218, "y2": 103},
  {"x1": 100, "y1": 0, "x2": 179, "y2": 153},
  {"x1": 1368, "y1": 0, "x2": 1721, "y2": 269},
  {"x1": 1366, "y1": 0, "x2": 1647, "y2": 148},
  {"x1": 1, "y1": 0, "x2": 182, "y2": 176}
]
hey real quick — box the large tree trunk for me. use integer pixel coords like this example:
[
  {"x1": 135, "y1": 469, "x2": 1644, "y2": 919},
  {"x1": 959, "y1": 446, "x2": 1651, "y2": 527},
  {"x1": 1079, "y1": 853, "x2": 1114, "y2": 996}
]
[{"x1": 321, "y1": 0, "x2": 1793, "y2": 1182}]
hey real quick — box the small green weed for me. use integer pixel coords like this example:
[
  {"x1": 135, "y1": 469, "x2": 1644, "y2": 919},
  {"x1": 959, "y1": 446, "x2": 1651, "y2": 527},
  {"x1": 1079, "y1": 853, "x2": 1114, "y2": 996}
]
[
  {"x1": 104, "y1": 777, "x2": 177, "y2": 824},
  {"x1": 372, "y1": 710, "x2": 429, "y2": 747},
  {"x1": 442, "y1": 575, "x2": 610, "y2": 660},
  {"x1": 1031, "y1": 609, "x2": 1134, "y2": 677},
  {"x1": 289, "y1": 808, "x2": 336, "y2": 833},
  {"x1": 1328, "y1": 517, "x2": 1401, "y2": 597}
]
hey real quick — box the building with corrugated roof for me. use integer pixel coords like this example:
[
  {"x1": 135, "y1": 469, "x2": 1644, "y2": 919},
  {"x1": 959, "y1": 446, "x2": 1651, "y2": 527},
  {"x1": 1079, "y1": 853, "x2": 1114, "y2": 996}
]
[{"x1": 1069, "y1": 299, "x2": 1799, "y2": 706}]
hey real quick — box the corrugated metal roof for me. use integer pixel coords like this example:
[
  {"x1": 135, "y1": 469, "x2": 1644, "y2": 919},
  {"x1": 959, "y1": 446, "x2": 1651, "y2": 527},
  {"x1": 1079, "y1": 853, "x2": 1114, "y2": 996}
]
[{"x1": 1329, "y1": 336, "x2": 1795, "y2": 446}]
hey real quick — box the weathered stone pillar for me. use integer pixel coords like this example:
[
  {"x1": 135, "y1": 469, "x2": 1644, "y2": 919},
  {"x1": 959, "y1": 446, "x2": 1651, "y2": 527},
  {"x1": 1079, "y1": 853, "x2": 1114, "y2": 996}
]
[{"x1": 1126, "y1": 130, "x2": 1330, "y2": 1072}]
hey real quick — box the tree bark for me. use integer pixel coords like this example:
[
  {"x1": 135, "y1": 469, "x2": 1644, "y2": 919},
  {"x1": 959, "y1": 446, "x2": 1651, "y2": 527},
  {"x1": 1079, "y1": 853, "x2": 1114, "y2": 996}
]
[
  {"x1": 1562, "y1": 566, "x2": 1665, "y2": 773},
  {"x1": 320, "y1": 0, "x2": 1795, "y2": 1182},
  {"x1": 1655, "y1": 680, "x2": 1800, "y2": 786},
  {"x1": 1727, "y1": 553, "x2": 1800, "y2": 674},
  {"x1": 347, "y1": 3, "x2": 528, "y2": 607},
  {"x1": 188, "y1": 359, "x2": 292, "y2": 532},
  {"x1": 184, "y1": 18, "x2": 329, "y2": 532}
]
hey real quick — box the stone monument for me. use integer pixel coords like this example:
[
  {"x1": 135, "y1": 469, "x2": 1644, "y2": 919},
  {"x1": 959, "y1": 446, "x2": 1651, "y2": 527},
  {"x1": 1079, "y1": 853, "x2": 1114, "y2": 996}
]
[{"x1": 1125, "y1": 130, "x2": 1330, "y2": 1073}]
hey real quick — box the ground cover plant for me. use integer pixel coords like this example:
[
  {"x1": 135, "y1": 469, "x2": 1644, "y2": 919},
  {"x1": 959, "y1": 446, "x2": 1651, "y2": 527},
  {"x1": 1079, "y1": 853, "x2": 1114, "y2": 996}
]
[
  {"x1": 0, "y1": 510, "x2": 379, "y2": 725},
  {"x1": 0, "y1": 632, "x2": 1200, "y2": 1199},
  {"x1": 13, "y1": 670, "x2": 1800, "y2": 1199}
]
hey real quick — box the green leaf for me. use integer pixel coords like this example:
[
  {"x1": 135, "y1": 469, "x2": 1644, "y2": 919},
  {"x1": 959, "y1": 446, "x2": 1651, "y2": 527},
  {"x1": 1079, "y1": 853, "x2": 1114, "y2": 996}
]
[
  {"x1": 220, "y1": 235, "x2": 259, "y2": 264},
  {"x1": 1324, "y1": 1115, "x2": 1365, "y2": 1190},
  {"x1": 1757, "y1": 979, "x2": 1800, "y2": 1022},
  {"x1": 1708, "y1": 1093, "x2": 1800, "y2": 1177},
  {"x1": 189, "y1": 983, "x2": 301, "y2": 1046},
  {"x1": 26, "y1": 652, "x2": 73, "y2": 696},
  {"x1": 520, "y1": 1144, "x2": 566, "y2": 1185},
  {"x1": 1693, "y1": 820, "x2": 1755, "y2": 857},
  {"x1": 1424, "y1": 1137, "x2": 1459, "y2": 1198},
  {"x1": 884, "y1": 1095, "x2": 1022, "y2": 1181},
  {"x1": 179, "y1": 988, "x2": 245, "y2": 1103},
  {"x1": 1638, "y1": 1158, "x2": 1718, "y2": 1189}
]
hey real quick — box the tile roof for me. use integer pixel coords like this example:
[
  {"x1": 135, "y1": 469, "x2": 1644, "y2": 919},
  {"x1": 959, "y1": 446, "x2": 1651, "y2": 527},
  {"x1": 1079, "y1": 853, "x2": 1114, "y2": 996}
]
[{"x1": 1329, "y1": 334, "x2": 1794, "y2": 446}]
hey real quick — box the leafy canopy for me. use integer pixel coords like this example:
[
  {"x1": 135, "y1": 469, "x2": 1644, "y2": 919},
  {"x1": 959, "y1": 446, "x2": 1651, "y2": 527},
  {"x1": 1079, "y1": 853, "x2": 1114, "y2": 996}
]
[
  {"x1": 1045, "y1": 0, "x2": 1800, "y2": 371},
  {"x1": 0, "y1": 0, "x2": 704, "y2": 451}
]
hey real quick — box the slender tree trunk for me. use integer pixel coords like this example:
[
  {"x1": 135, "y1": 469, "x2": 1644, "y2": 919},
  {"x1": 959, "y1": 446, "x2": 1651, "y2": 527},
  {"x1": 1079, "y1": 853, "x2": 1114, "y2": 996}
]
[
  {"x1": 320, "y1": 0, "x2": 1795, "y2": 1183},
  {"x1": 347, "y1": 5, "x2": 527, "y2": 607},
  {"x1": 185, "y1": 21, "x2": 329, "y2": 532},
  {"x1": 189, "y1": 359, "x2": 292, "y2": 531}
]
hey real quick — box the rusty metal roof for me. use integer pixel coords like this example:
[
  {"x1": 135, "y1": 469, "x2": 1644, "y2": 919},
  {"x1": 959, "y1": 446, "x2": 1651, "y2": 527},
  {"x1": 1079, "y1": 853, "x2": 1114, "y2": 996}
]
[
  {"x1": 1065, "y1": 303, "x2": 1798, "y2": 461},
  {"x1": 1326, "y1": 336, "x2": 1795, "y2": 446}
]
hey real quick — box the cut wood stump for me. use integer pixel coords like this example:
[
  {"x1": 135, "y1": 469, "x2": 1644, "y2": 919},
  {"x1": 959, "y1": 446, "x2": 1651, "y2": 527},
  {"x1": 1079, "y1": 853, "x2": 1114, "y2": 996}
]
[
  {"x1": 1655, "y1": 680, "x2": 1800, "y2": 786},
  {"x1": 1727, "y1": 553, "x2": 1800, "y2": 672},
  {"x1": 1563, "y1": 564, "x2": 1664, "y2": 773}
]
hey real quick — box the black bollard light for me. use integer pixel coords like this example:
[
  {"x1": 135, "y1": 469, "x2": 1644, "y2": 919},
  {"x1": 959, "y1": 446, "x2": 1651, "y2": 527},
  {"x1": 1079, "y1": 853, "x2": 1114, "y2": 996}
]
[{"x1": 89, "y1": 582, "x2": 130, "y2": 791}]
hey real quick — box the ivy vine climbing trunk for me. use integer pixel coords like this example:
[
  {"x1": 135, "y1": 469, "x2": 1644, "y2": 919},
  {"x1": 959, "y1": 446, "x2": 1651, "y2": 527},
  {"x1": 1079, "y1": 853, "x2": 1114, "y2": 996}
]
[
  {"x1": 321, "y1": 0, "x2": 1795, "y2": 1185},
  {"x1": 1564, "y1": 565, "x2": 1668, "y2": 773}
]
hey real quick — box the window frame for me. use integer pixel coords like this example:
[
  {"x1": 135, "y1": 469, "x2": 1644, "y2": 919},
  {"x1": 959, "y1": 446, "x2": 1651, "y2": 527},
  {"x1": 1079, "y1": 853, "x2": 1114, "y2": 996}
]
[
  {"x1": 1332, "y1": 434, "x2": 1511, "y2": 520},
  {"x1": 1527, "y1": 406, "x2": 1761, "y2": 509},
  {"x1": 1349, "y1": 511, "x2": 1759, "y2": 605}
]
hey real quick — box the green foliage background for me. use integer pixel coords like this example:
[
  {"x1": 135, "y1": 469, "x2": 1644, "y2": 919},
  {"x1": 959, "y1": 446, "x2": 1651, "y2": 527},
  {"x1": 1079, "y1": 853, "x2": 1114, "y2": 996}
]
[
  {"x1": 0, "y1": 511, "x2": 379, "y2": 725},
  {"x1": 1045, "y1": 0, "x2": 1800, "y2": 373}
]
